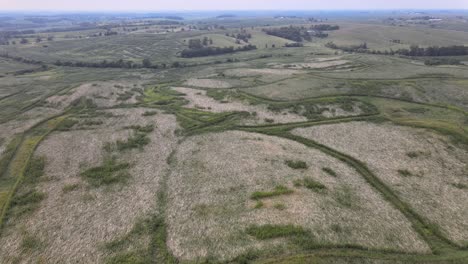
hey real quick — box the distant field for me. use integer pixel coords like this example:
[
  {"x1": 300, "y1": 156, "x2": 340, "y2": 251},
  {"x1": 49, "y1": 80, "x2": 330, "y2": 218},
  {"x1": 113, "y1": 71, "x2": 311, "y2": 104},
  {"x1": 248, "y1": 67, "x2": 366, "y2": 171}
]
[{"x1": 324, "y1": 22, "x2": 468, "y2": 50}]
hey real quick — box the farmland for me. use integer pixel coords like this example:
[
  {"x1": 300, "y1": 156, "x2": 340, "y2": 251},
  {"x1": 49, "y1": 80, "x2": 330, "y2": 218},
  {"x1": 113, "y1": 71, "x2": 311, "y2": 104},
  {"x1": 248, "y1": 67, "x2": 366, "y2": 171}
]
[{"x1": 0, "y1": 10, "x2": 467, "y2": 264}]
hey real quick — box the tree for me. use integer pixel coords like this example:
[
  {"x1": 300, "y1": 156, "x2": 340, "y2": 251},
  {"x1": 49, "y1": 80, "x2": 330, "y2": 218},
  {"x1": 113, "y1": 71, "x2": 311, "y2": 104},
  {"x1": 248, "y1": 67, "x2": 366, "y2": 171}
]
[
  {"x1": 142, "y1": 58, "x2": 152, "y2": 68},
  {"x1": 20, "y1": 38, "x2": 29, "y2": 44},
  {"x1": 188, "y1": 39, "x2": 203, "y2": 49}
]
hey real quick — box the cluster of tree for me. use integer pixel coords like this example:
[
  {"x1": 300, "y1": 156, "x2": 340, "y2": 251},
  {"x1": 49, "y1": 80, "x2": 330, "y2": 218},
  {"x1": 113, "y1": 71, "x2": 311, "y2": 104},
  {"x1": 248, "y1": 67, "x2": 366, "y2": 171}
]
[
  {"x1": 104, "y1": 31, "x2": 118, "y2": 36},
  {"x1": 394, "y1": 45, "x2": 468, "y2": 57},
  {"x1": 55, "y1": 59, "x2": 140, "y2": 68},
  {"x1": 153, "y1": 20, "x2": 183, "y2": 25},
  {"x1": 43, "y1": 25, "x2": 98, "y2": 33},
  {"x1": 216, "y1": 14, "x2": 236, "y2": 18},
  {"x1": 313, "y1": 31, "x2": 329, "y2": 38},
  {"x1": 56, "y1": 58, "x2": 188, "y2": 69},
  {"x1": 0, "y1": 53, "x2": 45, "y2": 65},
  {"x1": 1, "y1": 51, "x2": 274, "y2": 71},
  {"x1": 0, "y1": 29, "x2": 37, "y2": 45},
  {"x1": 226, "y1": 31, "x2": 252, "y2": 43},
  {"x1": 187, "y1": 37, "x2": 213, "y2": 49},
  {"x1": 180, "y1": 44, "x2": 257, "y2": 58},
  {"x1": 122, "y1": 27, "x2": 139, "y2": 32},
  {"x1": 326, "y1": 42, "x2": 468, "y2": 58},
  {"x1": 424, "y1": 58, "x2": 461, "y2": 66},
  {"x1": 263, "y1": 26, "x2": 312, "y2": 42},
  {"x1": 410, "y1": 16, "x2": 437, "y2": 21},
  {"x1": 311, "y1": 24, "x2": 340, "y2": 31},
  {"x1": 325, "y1": 41, "x2": 368, "y2": 52},
  {"x1": 284, "y1": 43, "x2": 304, "y2": 48}
]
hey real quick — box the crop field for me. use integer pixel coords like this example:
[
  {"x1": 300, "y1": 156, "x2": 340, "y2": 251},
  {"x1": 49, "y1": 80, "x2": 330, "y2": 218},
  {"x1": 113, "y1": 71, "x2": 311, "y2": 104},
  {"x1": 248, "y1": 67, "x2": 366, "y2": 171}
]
[
  {"x1": 0, "y1": 10, "x2": 467, "y2": 264},
  {"x1": 323, "y1": 23, "x2": 468, "y2": 50}
]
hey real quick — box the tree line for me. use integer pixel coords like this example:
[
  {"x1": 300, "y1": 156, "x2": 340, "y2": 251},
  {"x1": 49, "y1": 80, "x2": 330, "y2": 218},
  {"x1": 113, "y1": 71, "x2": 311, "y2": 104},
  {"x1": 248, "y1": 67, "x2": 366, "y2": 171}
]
[
  {"x1": 263, "y1": 26, "x2": 312, "y2": 42},
  {"x1": 325, "y1": 42, "x2": 468, "y2": 57},
  {"x1": 263, "y1": 25, "x2": 337, "y2": 42},
  {"x1": 0, "y1": 52, "x2": 265, "y2": 70},
  {"x1": 284, "y1": 43, "x2": 304, "y2": 48},
  {"x1": 180, "y1": 44, "x2": 257, "y2": 58}
]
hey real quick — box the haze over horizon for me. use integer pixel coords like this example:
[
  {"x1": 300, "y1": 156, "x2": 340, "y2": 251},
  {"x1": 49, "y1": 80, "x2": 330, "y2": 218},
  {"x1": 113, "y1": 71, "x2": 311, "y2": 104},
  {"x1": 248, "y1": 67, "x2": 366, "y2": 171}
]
[{"x1": 1, "y1": 0, "x2": 467, "y2": 12}]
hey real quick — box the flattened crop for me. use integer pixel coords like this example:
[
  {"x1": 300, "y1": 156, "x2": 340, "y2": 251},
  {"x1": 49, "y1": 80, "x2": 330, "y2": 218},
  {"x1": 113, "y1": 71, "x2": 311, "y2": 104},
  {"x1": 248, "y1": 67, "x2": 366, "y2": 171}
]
[
  {"x1": 166, "y1": 131, "x2": 429, "y2": 262},
  {"x1": 293, "y1": 122, "x2": 468, "y2": 245}
]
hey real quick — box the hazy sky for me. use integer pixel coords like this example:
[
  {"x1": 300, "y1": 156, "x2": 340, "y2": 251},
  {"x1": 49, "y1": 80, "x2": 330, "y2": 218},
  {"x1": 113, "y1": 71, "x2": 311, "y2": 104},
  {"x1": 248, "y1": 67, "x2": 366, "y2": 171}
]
[{"x1": 1, "y1": 0, "x2": 467, "y2": 11}]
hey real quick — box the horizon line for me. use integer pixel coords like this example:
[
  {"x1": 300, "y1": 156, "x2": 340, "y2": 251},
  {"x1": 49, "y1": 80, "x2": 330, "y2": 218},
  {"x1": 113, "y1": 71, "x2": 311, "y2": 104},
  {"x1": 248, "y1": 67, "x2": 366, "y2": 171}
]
[{"x1": 1, "y1": 8, "x2": 468, "y2": 13}]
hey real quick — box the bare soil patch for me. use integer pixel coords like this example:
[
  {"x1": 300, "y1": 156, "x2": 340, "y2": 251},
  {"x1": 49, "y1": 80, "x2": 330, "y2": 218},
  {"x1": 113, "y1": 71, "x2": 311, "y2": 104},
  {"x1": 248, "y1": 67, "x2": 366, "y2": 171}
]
[
  {"x1": 166, "y1": 131, "x2": 429, "y2": 261},
  {"x1": 293, "y1": 122, "x2": 468, "y2": 245},
  {"x1": 0, "y1": 108, "x2": 178, "y2": 263}
]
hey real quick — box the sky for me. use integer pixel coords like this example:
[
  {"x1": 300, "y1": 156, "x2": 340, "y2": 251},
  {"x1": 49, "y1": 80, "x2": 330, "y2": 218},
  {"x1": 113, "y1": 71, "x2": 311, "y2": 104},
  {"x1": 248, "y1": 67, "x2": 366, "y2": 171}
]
[{"x1": 1, "y1": 0, "x2": 467, "y2": 11}]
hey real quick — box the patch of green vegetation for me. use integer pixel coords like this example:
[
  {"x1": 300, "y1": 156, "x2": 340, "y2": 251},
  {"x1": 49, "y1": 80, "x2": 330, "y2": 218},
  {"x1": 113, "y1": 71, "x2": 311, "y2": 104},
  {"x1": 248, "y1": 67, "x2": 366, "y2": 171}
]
[
  {"x1": 81, "y1": 119, "x2": 104, "y2": 126},
  {"x1": 322, "y1": 167, "x2": 337, "y2": 177},
  {"x1": 176, "y1": 108, "x2": 247, "y2": 135},
  {"x1": 254, "y1": 200, "x2": 264, "y2": 209},
  {"x1": 107, "y1": 250, "x2": 149, "y2": 264},
  {"x1": 404, "y1": 107, "x2": 430, "y2": 114},
  {"x1": 124, "y1": 124, "x2": 154, "y2": 133},
  {"x1": 21, "y1": 233, "x2": 43, "y2": 252},
  {"x1": 23, "y1": 156, "x2": 45, "y2": 184},
  {"x1": 251, "y1": 185, "x2": 293, "y2": 200},
  {"x1": 142, "y1": 111, "x2": 157, "y2": 116},
  {"x1": 143, "y1": 86, "x2": 184, "y2": 106},
  {"x1": 62, "y1": 183, "x2": 80, "y2": 193},
  {"x1": 55, "y1": 118, "x2": 78, "y2": 131},
  {"x1": 117, "y1": 91, "x2": 133, "y2": 101},
  {"x1": 295, "y1": 177, "x2": 326, "y2": 192},
  {"x1": 333, "y1": 186, "x2": 356, "y2": 208},
  {"x1": 246, "y1": 224, "x2": 306, "y2": 240},
  {"x1": 266, "y1": 97, "x2": 377, "y2": 120},
  {"x1": 451, "y1": 183, "x2": 467, "y2": 190},
  {"x1": 273, "y1": 203, "x2": 287, "y2": 210},
  {"x1": 0, "y1": 136, "x2": 22, "y2": 179},
  {"x1": 230, "y1": 250, "x2": 260, "y2": 264},
  {"x1": 70, "y1": 97, "x2": 97, "y2": 111},
  {"x1": 285, "y1": 160, "x2": 308, "y2": 169},
  {"x1": 10, "y1": 189, "x2": 46, "y2": 217},
  {"x1": 81, "y1": 157, "x2": 130, "y2": 187},
  {"x1": 206, "y1": 89, "x2": 232, "y2": 101},
  {"x1": 116, "y1": 133, "x2": 150, "y2": 151},
  {"x1": 406, "y1": 151, "x2": 425, "y2": 158},
  {"x1": 398, "y1": 169, "x2": 413, "y2": 177}
]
